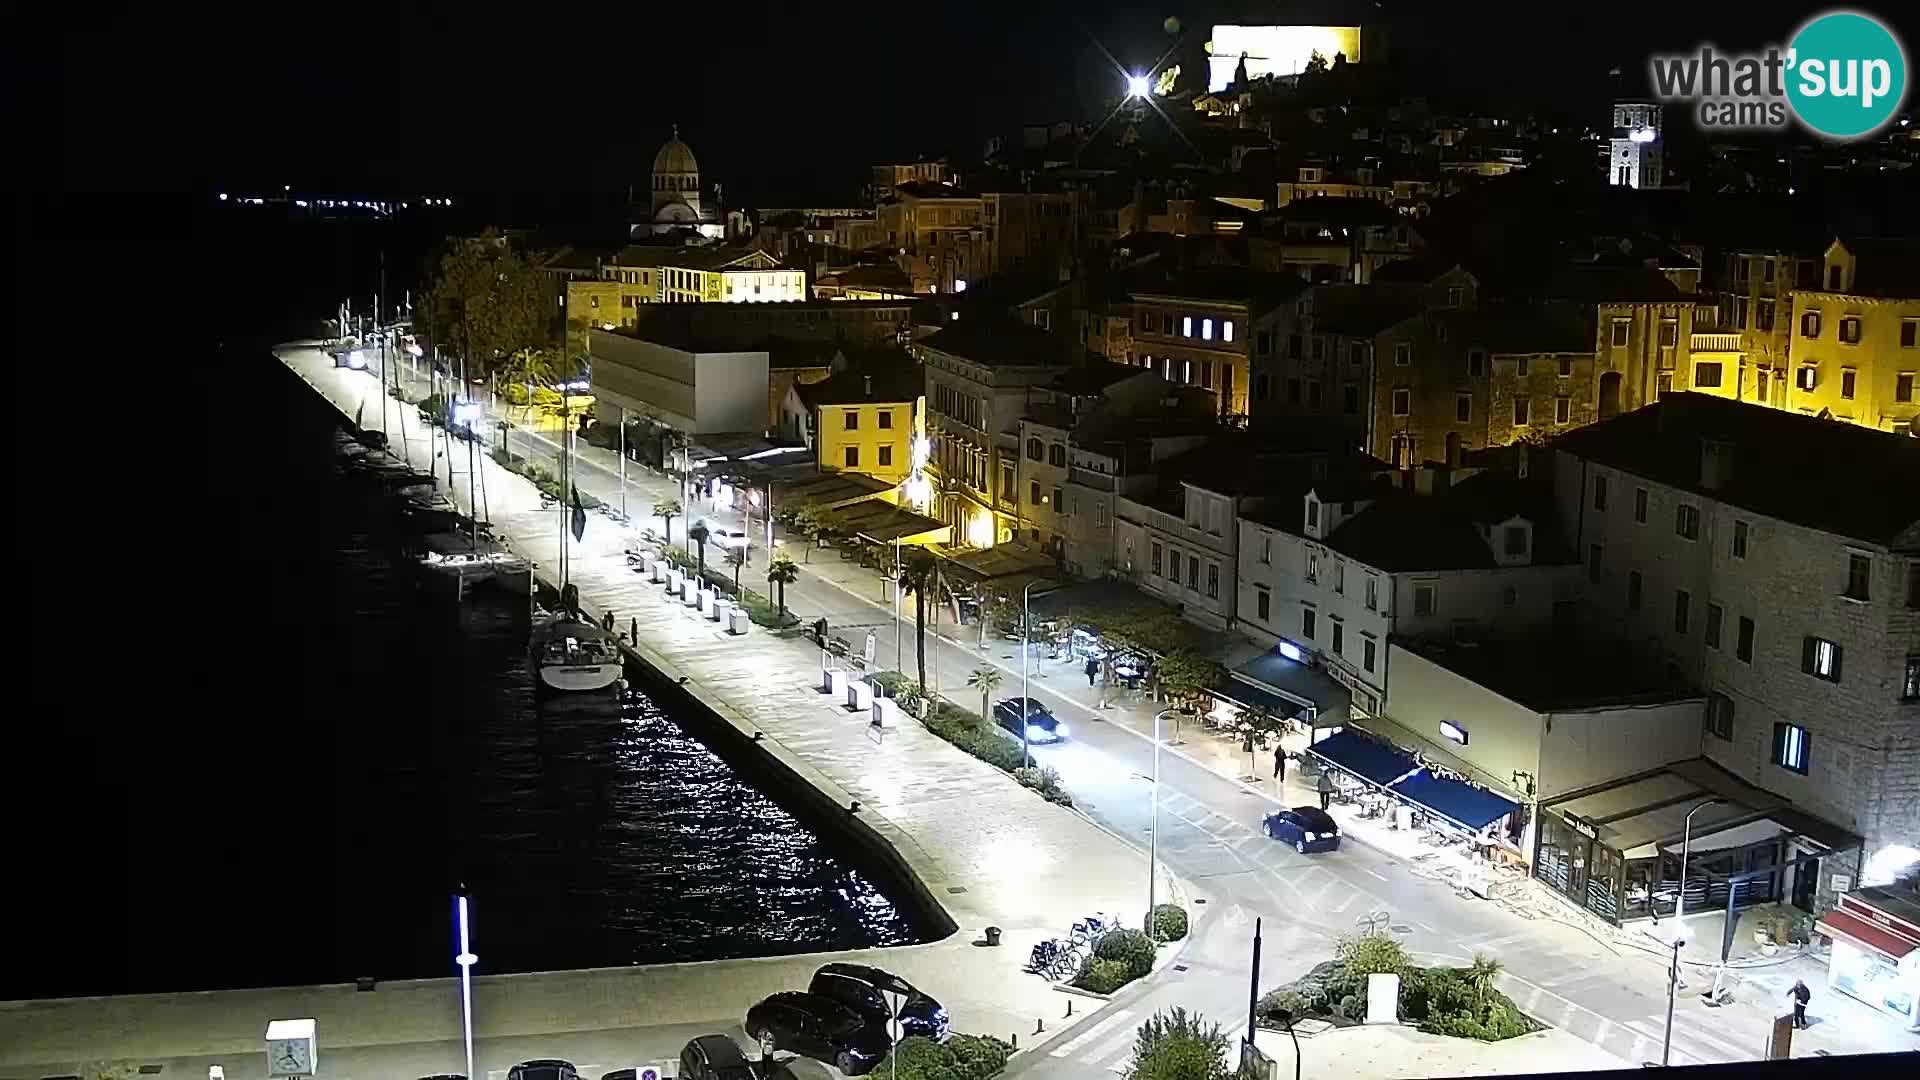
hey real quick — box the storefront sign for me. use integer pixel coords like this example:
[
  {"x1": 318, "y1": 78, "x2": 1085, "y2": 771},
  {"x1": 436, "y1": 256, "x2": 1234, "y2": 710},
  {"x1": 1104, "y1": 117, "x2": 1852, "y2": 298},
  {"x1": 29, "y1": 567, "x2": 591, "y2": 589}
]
[
  {"x1": 1567, "y1": 815, "x2": 1599, "y2": 840},
  {"x1": 1831, "y1": 873, "x2": 1851, "y2": 892}
]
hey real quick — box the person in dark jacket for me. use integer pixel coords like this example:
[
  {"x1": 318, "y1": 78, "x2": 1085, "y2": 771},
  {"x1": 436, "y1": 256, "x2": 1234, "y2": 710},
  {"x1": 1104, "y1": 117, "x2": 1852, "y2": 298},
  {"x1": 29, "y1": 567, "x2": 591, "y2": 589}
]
[
  {"x1": 1273, "y1": 743, "x2": 1287, "y2": 781},
  {"x1": 1789, "y1": 980, "x2": 1811, "y2": 1028},
  {"x1": 1084, "y1": 656, "x2": 1099, "y2": 687}
]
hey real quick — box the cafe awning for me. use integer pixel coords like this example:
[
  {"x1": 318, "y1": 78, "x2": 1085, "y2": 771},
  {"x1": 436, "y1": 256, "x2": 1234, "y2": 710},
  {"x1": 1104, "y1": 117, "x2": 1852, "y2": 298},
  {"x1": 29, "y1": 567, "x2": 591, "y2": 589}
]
[
  {"x1": 1307, "y1": 730, "x2": 1420, "y2": 789},
  {"x1": 1815, "y1": 910, "x2": 1918, "y2": 962},
  {"x1": 1390, "y1": 770, "x2": 1520, "y2": 832},
  {"x1": 1231, "y1": 650, "x2": 1352, "y2": 724},
  {"x1": 1210, "y1": 676, "x2": 1310, "y2": 719}
]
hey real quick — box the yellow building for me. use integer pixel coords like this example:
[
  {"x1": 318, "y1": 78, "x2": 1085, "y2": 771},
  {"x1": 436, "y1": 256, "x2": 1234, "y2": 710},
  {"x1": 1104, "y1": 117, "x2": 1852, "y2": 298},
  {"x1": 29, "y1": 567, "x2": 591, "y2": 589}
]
[
  {"x1": 786, "y1": 357, "x2": 927, "y2": 487},
  {"x1": 1786, "y1": 238, "x2": 1920, "y2": 435},
  {"x1": 877, "y1": 181, "x2": 983, "y2": 294},
  {"x1": 567, "y1": 246, "x2": 808, "y2": 331}
]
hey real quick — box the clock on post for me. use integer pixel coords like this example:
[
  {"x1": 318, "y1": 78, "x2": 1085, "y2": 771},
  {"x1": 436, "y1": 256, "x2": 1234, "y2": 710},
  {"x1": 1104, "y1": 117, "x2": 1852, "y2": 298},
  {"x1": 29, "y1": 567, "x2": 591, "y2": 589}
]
[{"x1": 265, "y1": 1017, "x2": 318, "y2": 1077}]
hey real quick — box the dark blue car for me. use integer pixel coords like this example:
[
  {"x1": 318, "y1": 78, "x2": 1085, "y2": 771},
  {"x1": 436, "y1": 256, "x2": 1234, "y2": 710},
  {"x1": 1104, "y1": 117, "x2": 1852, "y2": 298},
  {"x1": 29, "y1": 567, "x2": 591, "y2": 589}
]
[{"x1": 1263, "y1": 806, "x2": 1341, "y2": 853}]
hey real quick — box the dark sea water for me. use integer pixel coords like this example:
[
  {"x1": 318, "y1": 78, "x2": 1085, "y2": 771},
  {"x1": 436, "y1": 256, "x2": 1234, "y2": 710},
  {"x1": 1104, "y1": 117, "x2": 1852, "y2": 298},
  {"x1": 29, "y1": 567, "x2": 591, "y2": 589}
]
[{"x1": 6, "y1": 207, "x2": 925, "y2": 1000}]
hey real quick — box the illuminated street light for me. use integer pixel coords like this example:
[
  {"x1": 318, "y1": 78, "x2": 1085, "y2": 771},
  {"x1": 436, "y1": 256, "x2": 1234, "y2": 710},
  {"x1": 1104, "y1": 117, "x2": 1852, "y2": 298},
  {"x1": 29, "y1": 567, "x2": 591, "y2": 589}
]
[
  {"x1": 1126, "y1": 73, "x2": 1151, "y2": 98},
  {"x1": 1629, "y1": 127, "x2": 1657, "y2": 143},
  {"x1": 454, "y1": 893, "x2": 478, "y2": 1080}
]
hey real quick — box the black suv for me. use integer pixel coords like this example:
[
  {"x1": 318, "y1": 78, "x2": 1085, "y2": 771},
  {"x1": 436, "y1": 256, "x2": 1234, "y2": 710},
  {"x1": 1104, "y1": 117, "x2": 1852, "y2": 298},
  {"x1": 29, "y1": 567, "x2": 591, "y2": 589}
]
[
  {"x1": 808, "y1": 962, "x2": 950, "y2": 1042},
  {"x1": 746, "y1": 991, "x2": 891, "y2": 1075}
]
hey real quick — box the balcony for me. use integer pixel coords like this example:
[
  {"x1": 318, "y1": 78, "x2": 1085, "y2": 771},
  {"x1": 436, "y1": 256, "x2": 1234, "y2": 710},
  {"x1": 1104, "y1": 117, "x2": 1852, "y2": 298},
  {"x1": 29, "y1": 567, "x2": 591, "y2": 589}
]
[
  {"x1": 1691, "y1": 333, "x2": 1744, "y2": 353},
  {"x1": 1068, "y1": 466, "x2": 1116, "y2": 491}
]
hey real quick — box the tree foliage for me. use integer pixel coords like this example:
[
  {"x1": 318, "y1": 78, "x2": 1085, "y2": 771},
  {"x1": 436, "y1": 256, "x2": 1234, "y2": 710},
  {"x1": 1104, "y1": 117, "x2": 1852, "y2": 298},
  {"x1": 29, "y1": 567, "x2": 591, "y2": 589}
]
[
  {"x1": 766, "y1": 554, "x2": 799, "y2": 615},
  {"x1": 1334, "y1": 931, "x2": 1409, "y2": 977},
  {"x1": 899, "y1": 548, "x2": 940, "y2": 692},
  {"x1": 417, "y1": 230, "x2": 552, "y2": 379},
  {"x1": 966, "y1": 666, "x2": 1003, "y2": 720},
  {"x1": 1126, "y1": 1008, "x2": 1231, "y2": 1080}
]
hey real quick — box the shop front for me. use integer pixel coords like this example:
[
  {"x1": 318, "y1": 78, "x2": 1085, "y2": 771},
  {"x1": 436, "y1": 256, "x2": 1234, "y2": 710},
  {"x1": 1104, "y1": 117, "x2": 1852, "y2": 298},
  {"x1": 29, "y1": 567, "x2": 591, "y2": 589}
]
[
  {"x1": 1815, "y1": 887, "x2": 1920, "y2": 1033},
  {"x1": 1535, "y1": 758, "x2": 1863, "y2": 939}
]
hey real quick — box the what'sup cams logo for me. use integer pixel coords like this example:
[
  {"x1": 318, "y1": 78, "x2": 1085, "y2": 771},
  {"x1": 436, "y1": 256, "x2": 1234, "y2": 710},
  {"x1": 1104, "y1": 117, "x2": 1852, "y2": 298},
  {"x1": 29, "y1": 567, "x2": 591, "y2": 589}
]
[{"x1": 1649, "y1": 10, "x2": 1908, "y2": 139}]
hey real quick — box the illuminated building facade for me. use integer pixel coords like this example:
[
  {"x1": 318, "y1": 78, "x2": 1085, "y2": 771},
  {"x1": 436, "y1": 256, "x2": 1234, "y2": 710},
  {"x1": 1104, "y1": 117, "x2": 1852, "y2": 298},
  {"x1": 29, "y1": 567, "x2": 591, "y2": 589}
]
[
  {"x1": 915, "y1": 321, "x2": 1070, "y2": 548},
  {"x1": 1130, "y1": 269, "x2": 1309, "y2": 423},
  {"x1": 1205, "y1": 25, "x2": 1363, "y2": 91},
  {"x1": 634, "y1": 128, "x2": 726, "y2": 239},
  {"x1": 788, "y1": 357, "x2": 927, "y2": 487},
  {"x1": 878, "y1": 182, "x2": 984, "y2": 294},
  {"x1": 1785, "y1": 238, "x2": 1920, "y2": 436},
  {"x1": 1608, "y1": 103, "x2": 1663, "y2": 189}
]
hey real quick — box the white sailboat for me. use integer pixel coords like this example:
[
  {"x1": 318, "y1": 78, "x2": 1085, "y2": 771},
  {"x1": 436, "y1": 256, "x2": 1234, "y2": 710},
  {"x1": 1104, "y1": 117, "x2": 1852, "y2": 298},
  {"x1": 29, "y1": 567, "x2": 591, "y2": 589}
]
[{"x1": 527, "y1": 386, "x2": 622, "y2": 694}]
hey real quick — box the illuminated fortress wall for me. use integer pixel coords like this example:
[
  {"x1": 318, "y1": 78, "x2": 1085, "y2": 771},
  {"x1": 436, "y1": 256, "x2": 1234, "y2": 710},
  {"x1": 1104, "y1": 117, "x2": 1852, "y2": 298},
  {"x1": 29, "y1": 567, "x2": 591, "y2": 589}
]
[{"x1": 1206, "y1": 25, "x2": 1364, "y2": 91}]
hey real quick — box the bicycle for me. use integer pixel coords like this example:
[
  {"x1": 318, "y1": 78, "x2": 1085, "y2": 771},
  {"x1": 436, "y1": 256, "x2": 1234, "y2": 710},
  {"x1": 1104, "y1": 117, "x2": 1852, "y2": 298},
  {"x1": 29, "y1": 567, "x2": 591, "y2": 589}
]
[
  {"x1": 1050, "y1": 943, "x2": 1088, "y2": 981},
  {"x1": 1357, "y1": 909, "x2": 1391, "y2": 935}
]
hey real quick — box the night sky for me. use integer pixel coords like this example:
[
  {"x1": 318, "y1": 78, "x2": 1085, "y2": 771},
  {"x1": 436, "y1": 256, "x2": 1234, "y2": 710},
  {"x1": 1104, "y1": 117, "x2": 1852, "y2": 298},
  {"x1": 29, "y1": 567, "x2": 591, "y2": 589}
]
[{"x1": 45, "y1": 0, "x2": 1903, "y2": 199}]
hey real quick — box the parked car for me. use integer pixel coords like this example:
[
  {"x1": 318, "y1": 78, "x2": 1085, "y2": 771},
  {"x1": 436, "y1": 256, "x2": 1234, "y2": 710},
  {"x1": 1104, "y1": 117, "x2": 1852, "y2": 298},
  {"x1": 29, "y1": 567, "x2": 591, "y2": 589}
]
[
  {"x1": 507, "y1": 1062, "x2": 579, "y2": 1080},
  {"x1": 712, "y1": 528, "x2": 749, "y2": 549},
  {"x1": 808, "y1": 962, "x2": 950, "y2": 1042},
  {"x1": 746, "y1": 991, "x2": 891, "y2": 1075},
  {"x1": 1263, "y1": 806, "x2": 1341, "y2": 853},
  {"x1": 992, "y1": 697, "x2": 1069, "y2": 743},
  {"x1": 676, "y1": 1034, "x2": 756, "y2": 1080}
]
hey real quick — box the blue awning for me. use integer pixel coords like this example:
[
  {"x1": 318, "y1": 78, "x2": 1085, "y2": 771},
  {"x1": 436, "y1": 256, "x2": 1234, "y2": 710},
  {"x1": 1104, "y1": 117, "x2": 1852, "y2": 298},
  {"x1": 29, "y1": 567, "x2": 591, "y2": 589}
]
[
  {"x1": 1390, "y1": 770, "x2": 1520, "y2": 832},
  {"x1": 1306, "y1": 730, "x2": 1420, "y2": 789}
]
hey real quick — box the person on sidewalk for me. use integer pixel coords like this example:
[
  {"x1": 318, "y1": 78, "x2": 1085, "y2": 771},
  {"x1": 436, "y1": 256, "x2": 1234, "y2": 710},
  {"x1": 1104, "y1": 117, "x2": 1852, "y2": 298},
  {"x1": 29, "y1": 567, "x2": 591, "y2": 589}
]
[
  {"x1": 1273, "y1": 744, "x2": 1287, "y2": 782},
  {"x1": 1788, "y1": 980, "x2": 1811, "y2": 1028},
  {"x1": 1084, "y1": 656, "x2": 1099, "y2": 687},
  {"x1": 1317, "y1": 770, "x2": 1336, "y2": 810}
]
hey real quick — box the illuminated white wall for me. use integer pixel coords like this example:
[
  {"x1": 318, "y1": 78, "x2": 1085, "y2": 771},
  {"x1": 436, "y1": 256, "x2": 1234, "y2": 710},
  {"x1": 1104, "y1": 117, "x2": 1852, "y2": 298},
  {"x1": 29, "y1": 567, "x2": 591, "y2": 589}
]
[{"x1": 1206, "y1": 25, "x2": 1363, "y2": 91}]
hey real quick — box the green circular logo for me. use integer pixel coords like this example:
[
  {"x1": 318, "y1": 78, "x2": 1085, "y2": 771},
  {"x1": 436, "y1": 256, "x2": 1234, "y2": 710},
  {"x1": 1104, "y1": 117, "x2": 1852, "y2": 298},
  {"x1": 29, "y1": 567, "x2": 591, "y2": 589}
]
[{"x1": 1786, "y1": 11, "x2": 1908, "y2": 139}]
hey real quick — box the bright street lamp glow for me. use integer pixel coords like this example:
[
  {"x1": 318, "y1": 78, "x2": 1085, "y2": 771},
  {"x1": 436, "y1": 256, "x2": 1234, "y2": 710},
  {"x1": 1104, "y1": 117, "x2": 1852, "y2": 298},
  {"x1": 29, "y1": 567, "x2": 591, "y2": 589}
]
[
  {"x1": 1126, "y1": 73, "x2": 1151, "y2": 98},
  {"x1": 1629, "y1": 127, "x2": 1657, "y2": 143}
]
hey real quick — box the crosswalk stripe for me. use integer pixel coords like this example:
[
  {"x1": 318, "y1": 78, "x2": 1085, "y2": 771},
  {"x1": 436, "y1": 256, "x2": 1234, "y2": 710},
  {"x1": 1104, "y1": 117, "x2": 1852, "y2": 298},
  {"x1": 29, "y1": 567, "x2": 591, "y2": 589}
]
[{"x1": 1049, "y1": 1007, "x2": 1136, "y2": 1057}]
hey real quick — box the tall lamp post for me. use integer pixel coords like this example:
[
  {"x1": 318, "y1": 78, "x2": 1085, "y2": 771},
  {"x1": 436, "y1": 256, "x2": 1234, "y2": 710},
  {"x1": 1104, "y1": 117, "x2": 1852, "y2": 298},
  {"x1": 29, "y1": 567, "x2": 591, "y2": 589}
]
[
  {"x1": 1020, "y1": 578, "x2": 1039, "y2": 768},
  {"x1": 1147, "y1": 709, "x2": 1168, "y2": 930},
  {"x1": 1662, "y1": 797, "x2": 1726, "y2": 1066},
  {"x1": 454, "y1": 893, "x2": 478, "y2": 1080}
]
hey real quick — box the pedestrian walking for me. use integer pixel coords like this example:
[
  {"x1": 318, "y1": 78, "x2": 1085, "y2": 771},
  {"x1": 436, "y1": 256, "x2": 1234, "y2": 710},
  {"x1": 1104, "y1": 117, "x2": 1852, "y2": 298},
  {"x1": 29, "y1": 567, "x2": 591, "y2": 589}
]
[
  {"x1": 1789, "y1": 979, "x2": 1811, "y2": 1028},
  {"x1": 1084, "y1": 656, "x2": 1099, "y2": 687},
  {"x1": 1317, "y1": 770, "x2": 1336, "y2": 810},
  {"x1": 630, "y1": 616, "x2": 639, "y2": 643},
  {"x1": 603, "y1": 609, "x2": 615, "y2": 632},
  {"x1": 1273, "y1": 743, "x2": 1287, "y2": 781}
]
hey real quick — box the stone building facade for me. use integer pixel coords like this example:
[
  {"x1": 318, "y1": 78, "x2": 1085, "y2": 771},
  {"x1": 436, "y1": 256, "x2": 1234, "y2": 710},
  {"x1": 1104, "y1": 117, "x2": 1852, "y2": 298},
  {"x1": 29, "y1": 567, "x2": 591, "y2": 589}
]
[{"x1": 1552, "y1": 394, "x2": 1920, "y2": 901}]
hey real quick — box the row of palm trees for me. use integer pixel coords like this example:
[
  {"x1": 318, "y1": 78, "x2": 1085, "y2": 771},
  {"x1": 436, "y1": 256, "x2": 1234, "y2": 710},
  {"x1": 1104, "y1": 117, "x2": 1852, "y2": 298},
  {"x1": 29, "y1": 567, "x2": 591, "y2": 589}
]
[{"x1": 648, "y1": 494, "x2": 801, "y2": 617}]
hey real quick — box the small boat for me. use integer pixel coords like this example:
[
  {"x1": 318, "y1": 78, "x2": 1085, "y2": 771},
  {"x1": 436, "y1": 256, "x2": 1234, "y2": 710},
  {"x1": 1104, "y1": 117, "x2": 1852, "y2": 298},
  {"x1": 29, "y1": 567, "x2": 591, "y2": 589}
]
[{"x1": 528, "y1": 608, "x2": 622, "y2": 693}]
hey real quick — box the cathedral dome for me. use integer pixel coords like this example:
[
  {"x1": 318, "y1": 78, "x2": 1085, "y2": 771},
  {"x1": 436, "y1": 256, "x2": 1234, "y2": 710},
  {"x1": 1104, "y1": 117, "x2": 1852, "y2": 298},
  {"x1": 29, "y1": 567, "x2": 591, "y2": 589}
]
[{"x1": 653, "y1": 128, "x2": 699, "y2": 176}]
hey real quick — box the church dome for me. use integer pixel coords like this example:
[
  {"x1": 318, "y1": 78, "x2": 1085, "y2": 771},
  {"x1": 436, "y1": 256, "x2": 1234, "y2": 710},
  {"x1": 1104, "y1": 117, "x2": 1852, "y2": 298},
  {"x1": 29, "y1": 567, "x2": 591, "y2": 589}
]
[{"x1": 653, "y1": 128, "x2": 698, "y2": 176}]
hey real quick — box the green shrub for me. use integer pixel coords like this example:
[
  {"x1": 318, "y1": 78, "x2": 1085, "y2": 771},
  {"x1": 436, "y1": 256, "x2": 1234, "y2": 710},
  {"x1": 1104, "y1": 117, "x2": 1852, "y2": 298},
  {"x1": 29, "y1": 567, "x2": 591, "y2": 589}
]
[
  {"x1": 1334, "y1": 932, "x2": 1408, "y2": 977},
  {"x1": 1074, "y1": 958, "x2": 1133, "y2": 995},
  {"x1": 1148, "y1": 903, "x2": 1189, "y2": 942},
  {"x1": 1096, "y1": 927, "x2": 1159, "y2": 979},
  {"x1": 1013, "y1": 765, "x2": 1074, "y2": 807},
  {"x1": 1256, "y1": 989, "x2": 1308, "y2": 1024},
  {"x1": 880, "y1": 1033, "x2": 1011, "y2": 1080},
  {"x1": 1128, "y1": 1008, "x2": 1232, "y2": 1080}
]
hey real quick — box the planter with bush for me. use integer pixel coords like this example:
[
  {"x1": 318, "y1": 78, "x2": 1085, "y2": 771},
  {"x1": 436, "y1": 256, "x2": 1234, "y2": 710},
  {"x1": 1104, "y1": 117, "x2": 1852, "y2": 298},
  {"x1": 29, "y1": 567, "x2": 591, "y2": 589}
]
[
  {"x1": 875, "y1": 1033, "x2": 1011, "y2": 1080},
  {"x1": 868, "y1": 673, "x2": 1076, "y2": 808},
  {"x1": 1149, "y1": 903, "x2": 1189, "y2": 942},
  {"x1": 1126, "y1": 1008, "x2": 1236, "y2": 1080},
  {"x1": 1255, "y1": 935, "x2": 1541, "y2": 1042},
  {"x1": 1071, "y1": 927, "x2": 1160, "y2": 994}
]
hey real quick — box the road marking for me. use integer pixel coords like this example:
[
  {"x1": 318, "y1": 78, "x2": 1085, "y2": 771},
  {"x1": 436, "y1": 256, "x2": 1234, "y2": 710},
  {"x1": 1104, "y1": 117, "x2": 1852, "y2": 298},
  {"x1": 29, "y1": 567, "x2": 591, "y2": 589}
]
[
  {"x1": 1331, "y1": 891, "x2": 1358, "y2": 913},
  {"x1": 1049, "y1": 1007, "x2": 1137, "y2": 1057},
  {"x1": 1356, "y1": 864, "x2": 1389, "y2": 881}
]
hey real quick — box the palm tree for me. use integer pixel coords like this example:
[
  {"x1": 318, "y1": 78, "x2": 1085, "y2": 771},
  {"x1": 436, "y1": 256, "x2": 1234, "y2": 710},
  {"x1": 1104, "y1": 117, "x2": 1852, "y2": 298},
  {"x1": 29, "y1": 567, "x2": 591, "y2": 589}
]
[
  {"x1": 899, "y1": 549, "x2": 940, "y2": 692},
  {"x1": 1467, "y1": 953, "x2": 1503, "y2": 1006},
  {"x1": 687, "y1": 519, "x2": 710, "y2": 580},
  {"x1": 766, "y1": 555, "x2": 799, "y2": 616},
  {"x1": 725, "y1": 547, "x2": 746, "y2": 593},
  {"x1": 653, "y1": 497, "x2": 682, "y2": 546},
  {"x1": 499, "y1": 347, "x2": 558, "y2": 426},
  {"x1": 967, "y1": 666, "x2": 1003, "y2": 723}
]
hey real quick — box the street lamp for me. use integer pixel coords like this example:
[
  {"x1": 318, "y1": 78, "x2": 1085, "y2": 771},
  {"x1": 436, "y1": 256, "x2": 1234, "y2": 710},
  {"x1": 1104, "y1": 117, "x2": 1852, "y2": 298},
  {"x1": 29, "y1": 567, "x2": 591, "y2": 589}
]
[
  {"x1": 1147, "y1": 709, "x2": 1170, "y2": 930},
  {"x1": 1021, "y1": 579, "x2": 1040, "y2": 768},
  {"x1": 454, "y1": 893, "x2": 478, "y2": 1080},
  {"x1": 1661, "y1": 797, "x2": 1726, "y2": 1066},
  {"x1": 1126, "y1": 73, "x2": 1151, "y2": 98}
]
